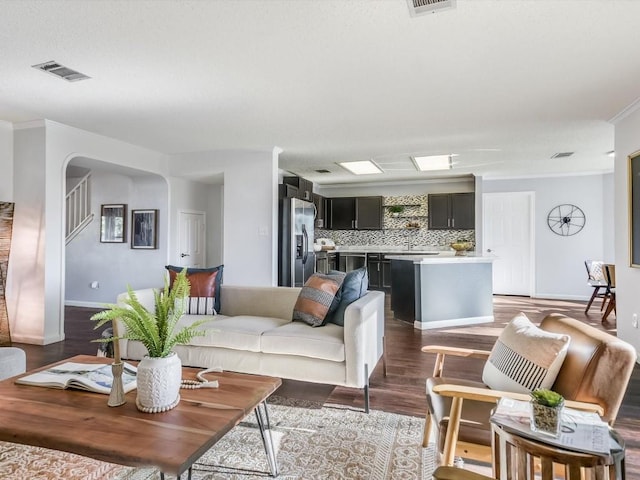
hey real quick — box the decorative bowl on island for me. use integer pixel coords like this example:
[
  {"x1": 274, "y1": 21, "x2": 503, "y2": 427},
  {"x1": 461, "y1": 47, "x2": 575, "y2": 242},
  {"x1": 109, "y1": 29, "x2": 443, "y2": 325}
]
[{"x1": 450, "y1": 242, "x2": 473, "y2": 256}]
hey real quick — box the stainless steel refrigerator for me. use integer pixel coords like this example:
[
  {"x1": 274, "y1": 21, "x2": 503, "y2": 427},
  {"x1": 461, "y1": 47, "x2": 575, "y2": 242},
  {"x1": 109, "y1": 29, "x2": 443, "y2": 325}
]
[{"x1": 278, "y1": 197, "x2": 316, "y2": 287}]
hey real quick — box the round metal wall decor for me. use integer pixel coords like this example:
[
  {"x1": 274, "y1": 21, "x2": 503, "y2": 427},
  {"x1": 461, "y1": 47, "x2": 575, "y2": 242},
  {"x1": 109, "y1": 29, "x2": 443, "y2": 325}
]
[{"x1": 547, "y1": 204, "x2": 585, "y2": 236}]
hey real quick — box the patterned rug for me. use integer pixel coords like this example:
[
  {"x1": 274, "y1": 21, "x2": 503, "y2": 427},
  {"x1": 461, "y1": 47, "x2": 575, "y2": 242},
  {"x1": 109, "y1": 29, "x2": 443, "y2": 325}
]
[{"x1": 0, "y1": 397, "x2": 436, "y2": 479}]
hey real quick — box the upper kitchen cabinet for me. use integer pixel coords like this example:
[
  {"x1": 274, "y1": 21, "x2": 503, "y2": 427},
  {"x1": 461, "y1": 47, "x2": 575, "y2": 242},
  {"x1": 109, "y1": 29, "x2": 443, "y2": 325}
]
[
  {"x1": 312, "y1": 193, "x2": 326, "y2": 228},
  {"x1": 327, "y1": 197, "x2": 356, "y2": 230},
  {"x1": 283, "y1": 176, "x2": 313, "y2": 202},
  {"x1": 428, "y1": 193, "x2": 475, "y2": 230},
  {"x1": 327, "y1": 196, "x2": 383, "y2": 230},
  {"x1": 356, "y1": 196, "x2": 383, "y2": 230}
]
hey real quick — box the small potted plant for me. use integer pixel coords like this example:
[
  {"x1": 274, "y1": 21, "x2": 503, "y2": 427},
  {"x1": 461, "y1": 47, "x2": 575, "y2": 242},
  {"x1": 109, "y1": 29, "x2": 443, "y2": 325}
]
[
  {"x1": 388, "y1": 205, "x2": 405, "y2": 217},
  {"x1": 91, "y1": 269, "x2": 212, "y2": 413},
  {"x1": 530, "y1": 388, "x2": 565, "y2": 437}
]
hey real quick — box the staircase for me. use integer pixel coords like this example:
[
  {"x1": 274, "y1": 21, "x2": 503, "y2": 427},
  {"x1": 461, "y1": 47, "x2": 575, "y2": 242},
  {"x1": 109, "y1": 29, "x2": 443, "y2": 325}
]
[{"x1": 65, "y1": 173, "x2": 94, "y2": 244}]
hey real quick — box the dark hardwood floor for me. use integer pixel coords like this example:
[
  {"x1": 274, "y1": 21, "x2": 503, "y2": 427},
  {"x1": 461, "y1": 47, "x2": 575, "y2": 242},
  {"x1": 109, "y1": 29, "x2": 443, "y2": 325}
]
[{"x1": 13, "y1": 296, "x2": 639, "y2": 476}]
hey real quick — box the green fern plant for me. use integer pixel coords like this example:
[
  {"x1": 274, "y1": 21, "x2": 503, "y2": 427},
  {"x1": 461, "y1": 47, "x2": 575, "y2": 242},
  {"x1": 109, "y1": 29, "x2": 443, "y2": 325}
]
[{"x1": 91, "y1": 268, "x2": 211, "y2": 358}]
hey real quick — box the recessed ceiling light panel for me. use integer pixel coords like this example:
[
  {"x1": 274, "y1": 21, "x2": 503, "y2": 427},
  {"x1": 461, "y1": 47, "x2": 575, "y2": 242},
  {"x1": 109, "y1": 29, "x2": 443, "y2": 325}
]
[
  {"x1": 32, "y1": 61, "x2": 91, "y2": 82},
  {"x1": 411, "y1": 155, "x2": 452, "y2": 171},
  {"x1": 338, "y1": 160, "x2": 383, "y2": 175}
]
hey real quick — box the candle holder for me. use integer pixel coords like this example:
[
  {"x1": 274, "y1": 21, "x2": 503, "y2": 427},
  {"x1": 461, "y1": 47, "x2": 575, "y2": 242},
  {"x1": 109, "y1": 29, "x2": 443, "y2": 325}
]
[{"x1": 108, "y1": 361, "x2": 126, "y2": 407}]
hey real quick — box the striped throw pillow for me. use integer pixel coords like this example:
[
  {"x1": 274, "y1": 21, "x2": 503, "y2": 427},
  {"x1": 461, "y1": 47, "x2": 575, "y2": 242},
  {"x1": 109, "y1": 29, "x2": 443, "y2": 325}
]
[
  {"x1": 293, "y1": 272, "x2": 346, "y2": 327},
  {"x1": 185, "y1": 296, "x2": 216, "y2": 315},
  {"x1": 482, "y1": 313, "x2": 570, "y2": 393}
]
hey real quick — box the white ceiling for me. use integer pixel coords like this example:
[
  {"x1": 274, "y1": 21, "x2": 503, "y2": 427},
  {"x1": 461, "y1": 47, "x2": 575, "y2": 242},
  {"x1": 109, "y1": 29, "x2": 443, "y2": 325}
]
[{"x1": 2, "y1": 0, "x2": 638, "y2": 185}]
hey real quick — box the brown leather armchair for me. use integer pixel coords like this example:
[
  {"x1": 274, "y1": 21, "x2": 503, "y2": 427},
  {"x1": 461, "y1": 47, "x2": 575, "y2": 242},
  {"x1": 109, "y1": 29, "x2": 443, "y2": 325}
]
[{"x1": 422, "y1": 313, "x2": 637, "y2": 466}]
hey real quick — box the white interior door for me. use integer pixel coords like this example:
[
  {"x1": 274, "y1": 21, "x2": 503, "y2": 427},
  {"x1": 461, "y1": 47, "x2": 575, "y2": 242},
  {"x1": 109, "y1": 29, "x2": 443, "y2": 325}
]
[
  {"x1": 483, "y1": 192, "x2": 534, "y2": 295},
  {"x1": 178, "y1": 211, "x2": 206, "y2": 268}
]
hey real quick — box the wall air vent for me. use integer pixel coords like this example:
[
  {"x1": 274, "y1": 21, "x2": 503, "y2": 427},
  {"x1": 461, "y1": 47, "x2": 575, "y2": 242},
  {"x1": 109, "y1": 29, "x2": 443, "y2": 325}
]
[
  {"x1": 32, "y1": 61, "x2": 91, "y2": 82},
  {"x1": 550, "y1": 152, "x2": 574, "y2": 159},
  {"x1": 315, "y1": 169, "x2": 331, "y2": 174},
  {"x1": 407, "y1": 0, "x2": 456, "y2": 17}
]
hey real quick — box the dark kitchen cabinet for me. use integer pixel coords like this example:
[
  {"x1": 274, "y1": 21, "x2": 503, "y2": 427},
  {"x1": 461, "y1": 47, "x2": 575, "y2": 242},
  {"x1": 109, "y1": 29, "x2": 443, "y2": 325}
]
[
  {"x1": 327, "y1": 196, "x2": 382, "y2": 230},
  {"x1": 283, "y1": 176, "x2": 313, "y2": 202},
  {"x1": 312, "y1": 193, "x2": 326, "y2": 228},
  {"x1": 328, "y1": 197, "x2": 356, "y2": 230},
  {"x1": 367, "y1": 253, "x2": 391, "y2": 290},
  {"x1": 428, "y1": 193, "x2": 475, "y2": 230},
  {"x1": 356, "y1": 196, "x2": 383, "y2": 230}
]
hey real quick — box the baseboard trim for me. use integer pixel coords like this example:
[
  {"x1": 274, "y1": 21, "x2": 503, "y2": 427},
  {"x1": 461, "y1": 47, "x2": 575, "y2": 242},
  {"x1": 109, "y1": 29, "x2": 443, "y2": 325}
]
[
  {"x1": 414, "y1": 315, "x2": 494, "y2": 330},
  {"x1": 65, "y1": 300, "x2": 104, "y2": 308},
  {"x1": 531, "y1": 294, "x2": 590, "y2": 301}
]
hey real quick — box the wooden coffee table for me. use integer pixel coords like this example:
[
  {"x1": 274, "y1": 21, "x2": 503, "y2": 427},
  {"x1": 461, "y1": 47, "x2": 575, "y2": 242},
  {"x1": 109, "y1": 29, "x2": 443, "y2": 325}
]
[{"x1": 0, "y1": 355, "x2": 282, "y2": 479}]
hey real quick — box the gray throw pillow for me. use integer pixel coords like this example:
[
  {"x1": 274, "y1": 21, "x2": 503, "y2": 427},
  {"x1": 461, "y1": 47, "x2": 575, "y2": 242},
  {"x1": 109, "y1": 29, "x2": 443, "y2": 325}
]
[{"x1": 325, "y1": 267, "x2": 369, "y2": 326}]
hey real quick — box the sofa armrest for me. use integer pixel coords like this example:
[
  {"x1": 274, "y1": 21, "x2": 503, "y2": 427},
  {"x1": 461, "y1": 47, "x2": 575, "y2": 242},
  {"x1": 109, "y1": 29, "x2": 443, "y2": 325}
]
[{"x1": 343, "y1": 290, "x2": 385, "y2": 388}]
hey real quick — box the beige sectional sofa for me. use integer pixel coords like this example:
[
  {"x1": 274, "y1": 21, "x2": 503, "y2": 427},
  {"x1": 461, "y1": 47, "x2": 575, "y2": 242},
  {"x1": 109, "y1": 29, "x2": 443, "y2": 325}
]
[{"x1": 115, "y1": 284, "x2": 385, "y2": 411}]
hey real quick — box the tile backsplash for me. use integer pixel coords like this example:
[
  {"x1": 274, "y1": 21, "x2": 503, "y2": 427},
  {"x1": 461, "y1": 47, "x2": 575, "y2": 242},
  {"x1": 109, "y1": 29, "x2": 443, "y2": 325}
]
[{"x1": 316, "y1": 194, "x2": 475, "y2": 248}]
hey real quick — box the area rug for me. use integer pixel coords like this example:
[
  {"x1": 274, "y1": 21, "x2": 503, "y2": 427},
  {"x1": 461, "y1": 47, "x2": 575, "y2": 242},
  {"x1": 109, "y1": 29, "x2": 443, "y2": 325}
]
[{"x1": 0, "y1": 397, "x2": 436, "y2": 479}]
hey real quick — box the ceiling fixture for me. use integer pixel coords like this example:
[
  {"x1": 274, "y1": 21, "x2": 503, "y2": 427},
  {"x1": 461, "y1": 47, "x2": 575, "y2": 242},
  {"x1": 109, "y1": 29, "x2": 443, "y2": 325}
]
[
  {"x1": 32, "y1": 61, "x2": 91, "y2": 82},
  {"x1": 411, "y1": 155, "x2": 453, "y2": 171},
  {"x1": 407, "y1": 0, "x2": 456, "y2": 17},
  {"x1": 315, "y1": 169, "x2": 331, "y2": 173},
  {"x1": 338, "y1": 160, "x2": 383, "y2": 175},
  {"x1": 550, "y1": 152, "x2": 574, "y2": 159}
]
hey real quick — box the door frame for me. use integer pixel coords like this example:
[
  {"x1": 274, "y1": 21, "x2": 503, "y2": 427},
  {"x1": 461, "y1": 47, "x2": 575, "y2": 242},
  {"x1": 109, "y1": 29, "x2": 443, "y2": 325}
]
[{"x1": 482, "y1": 191, "x2": 536, "y2": 297}]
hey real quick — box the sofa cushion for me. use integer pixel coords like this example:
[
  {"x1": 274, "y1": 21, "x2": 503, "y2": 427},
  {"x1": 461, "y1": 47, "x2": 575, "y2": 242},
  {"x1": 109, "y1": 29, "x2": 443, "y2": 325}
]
[
  {"x1": 325, "y1": 267, "x2": 369, "y2": 326},
  {"x1": 261, "y1": 321, "x2": 345, "y2": 362},
  {"x1": 292, "y1": 272, "x2": 345, "y2": 327},
  {"x1": 482, "y1": 313, "x2": 570, "y2": 393},
  {"x1": 179, "y1": 314, "x2": 289, "y2": 352},
  {"x1": 166, "y1": 264, "x2": 224, "y2": 313}
]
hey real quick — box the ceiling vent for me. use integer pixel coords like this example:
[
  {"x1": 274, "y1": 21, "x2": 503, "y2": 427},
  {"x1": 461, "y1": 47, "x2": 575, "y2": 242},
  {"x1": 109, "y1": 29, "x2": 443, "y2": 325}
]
[
  {"x1": 407, "y1": 0, "x2": 456, "y2": 17},
  {"x1": 315, "y1": 169, "x2": 331, "y2": 174},
  {"x1": 550, "y1": 152, "x2": 574, "y2": 159},
  {"x1": 32, "y1": 61, "x2": 91, "y2": 82}
]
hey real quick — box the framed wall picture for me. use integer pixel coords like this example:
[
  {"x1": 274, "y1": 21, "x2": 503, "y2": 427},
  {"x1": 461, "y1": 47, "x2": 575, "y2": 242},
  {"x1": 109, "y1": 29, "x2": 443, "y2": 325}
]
[
  {"x1": 100, "y1": 204, "x2": 127, "y2": 243},
  {"x1": 131, "y1": 209, "x2": 158, "y2": 249},
  {"x1": 629, "y1": 150, "x2": 640, "y2": 267}
]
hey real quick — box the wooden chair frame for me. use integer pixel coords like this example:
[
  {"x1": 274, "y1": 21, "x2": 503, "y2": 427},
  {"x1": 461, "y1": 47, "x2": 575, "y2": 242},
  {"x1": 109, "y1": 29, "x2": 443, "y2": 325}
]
[{"x1": 422, "y1": 346, "x2": 604, "y2": 467}]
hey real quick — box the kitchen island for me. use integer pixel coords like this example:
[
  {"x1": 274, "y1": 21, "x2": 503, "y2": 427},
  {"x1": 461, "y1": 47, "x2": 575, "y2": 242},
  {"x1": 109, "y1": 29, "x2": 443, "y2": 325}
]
[{"x1": 386, "y1": 253, "x2": 494, "y2": 330}]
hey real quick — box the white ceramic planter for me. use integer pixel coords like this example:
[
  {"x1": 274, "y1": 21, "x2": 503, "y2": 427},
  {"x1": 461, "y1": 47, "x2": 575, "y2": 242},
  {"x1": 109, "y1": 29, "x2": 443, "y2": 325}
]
[{"x1": 136, "y1": 352, "x2": 182, "y2": 413}]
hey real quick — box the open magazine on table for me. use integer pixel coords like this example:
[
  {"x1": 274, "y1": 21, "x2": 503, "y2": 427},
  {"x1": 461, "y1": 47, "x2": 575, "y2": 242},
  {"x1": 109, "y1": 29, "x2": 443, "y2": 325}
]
[
  {"x1": 491, "y1": 398, "x2": 622, "y2": 456},
  {"x1": 15, "y1": 362, "x2": 137, "y2": 395}
]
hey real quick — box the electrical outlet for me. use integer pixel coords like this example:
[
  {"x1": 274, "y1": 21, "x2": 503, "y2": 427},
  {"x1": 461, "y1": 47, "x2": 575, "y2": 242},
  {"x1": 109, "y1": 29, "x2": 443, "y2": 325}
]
[{"x1": 633, "y1": 313, "x2": 638, "y2": 329}]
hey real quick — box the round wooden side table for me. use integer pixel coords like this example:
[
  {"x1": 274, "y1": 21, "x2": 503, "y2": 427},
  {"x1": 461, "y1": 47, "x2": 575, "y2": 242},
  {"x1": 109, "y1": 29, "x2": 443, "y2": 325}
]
[{"x1": 491, "y1": 422, "x2": 625, "y2": 480}]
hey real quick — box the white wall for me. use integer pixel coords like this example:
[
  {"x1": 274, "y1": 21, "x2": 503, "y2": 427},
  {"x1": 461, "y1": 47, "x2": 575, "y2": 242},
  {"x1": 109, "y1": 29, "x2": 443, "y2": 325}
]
[
  {"x1": 482, "y1": 173, "x2": 610, "y2": 300},
  {"x1": 166, "y1": 177, "x2": 221, "y2": 268},
  {"x1": 0, "y1": 121, "x2": 12, "y2": 201},
  {"x1": 65, "y1": 171, "x2": 168, "y2": 305},
  {"x1": 207, "y1": 184, "x2": 224, "y2": 267},
  {"x1": 10, "y1": 120, "x2": 170, "y2": 344},
  {"x1": 613, "y1": 102, "x2": 640, "y2": 354},
  {"x1": 169, "y1": 149, "x2": 279, "y2": 286},
  {"x1": 10, "y1": 125, "x2": 47, "y2": 343}
]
